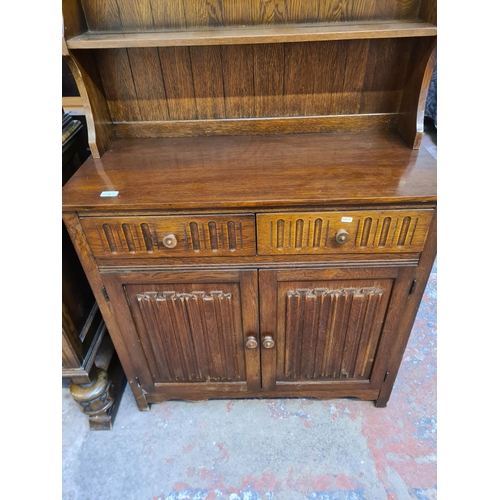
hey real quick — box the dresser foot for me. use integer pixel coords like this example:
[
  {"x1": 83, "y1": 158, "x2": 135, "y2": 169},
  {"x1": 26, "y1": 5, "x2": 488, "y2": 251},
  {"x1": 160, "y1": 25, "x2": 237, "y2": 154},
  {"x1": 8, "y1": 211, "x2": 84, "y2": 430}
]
[
  {"x1": 375, "y1": 396, "x2": 389, "y2": 408},
  {"x1": 69, "y1": 354, "x2": 126, "y2": 430},
  {"x1": 129, "y1": 381, "x2": 150, "y2": 411}
]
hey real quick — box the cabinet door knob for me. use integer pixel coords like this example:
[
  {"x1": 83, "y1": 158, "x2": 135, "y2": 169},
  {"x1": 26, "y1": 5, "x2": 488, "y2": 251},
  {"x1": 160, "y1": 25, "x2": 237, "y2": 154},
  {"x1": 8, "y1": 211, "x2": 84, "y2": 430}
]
[
  {"x1": 335, "y1": 229, "x2": 350, "y2": 244},
  {"x1": 245, "y1": 336, "x2": 258, "y2": 349},
  {"x1": 162, "y1": 233, "x2": 178, "y2": 248},
  {"x1": 262, "y1": 335, "x2": 275, "y2": 349}
]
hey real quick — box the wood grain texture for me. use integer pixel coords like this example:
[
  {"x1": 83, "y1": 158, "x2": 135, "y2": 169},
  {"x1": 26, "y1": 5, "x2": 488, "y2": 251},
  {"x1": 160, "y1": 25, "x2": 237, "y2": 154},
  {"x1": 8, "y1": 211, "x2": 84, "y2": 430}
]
[
  {"x1": 361, "y1": 38, "x2": 413, "y2": 113},
  {"x1": 257, "y1": 209, "x2": 434, "y2": 255},
  {"x1": 80, "y1": 0, "x2": 122, "y2": 31},
  {"x1": 158, "y1": 47, "x2": 197, "y2": 120},
  {"x1": 260, "y1": 267, "x2": 396, "y2": 392},
  {"x1": 285, "y1": 0, "x2": 320, "y2": 24},
  {"x1": 64, "y1": 50, "x2": 114, "y2": 157},
  {"x1": 95, "y1": 253, "x2": 422, "y2": 272},
  {"x1": 145, "y1": 387, "x2": 380, "y2": 402},
  {"x1": 96, "y1": 49, "x2": 141, "y2": 122},
  {"x1": 253, "y1": 0, "x2": 287, "y2": 25},
  {"x1": 76, "y1": 0, "x2": 425, "y2": 32},
  {"x1": 278, "y1": 285, "x2": 388, "y2": 380},
  {"x1": 62, "y1": 0, "x2": 88, "y2": 42},
  {"x1": 93, "y1": 39, "x2": 419, "y2": 129},
  {"x1": 253, "y1": 43, "x2": 284, "y2": 117},
  {"x1": 127, "y1": 48, "x2": 170, "y2": 121},
  {"x1": 397, "y1": 36, "x2": 436, "y2": 148},
  {"x1": 62, "y1": 132, "x2": 436, "y2": 211},
  {"x1": 128, "y1": 287, "x2": 245, "y2": 382},
  {"x1": 66, "y1": 22, "x2": 437, "y2": 48},
  {"x1": 283, "y1": 42, "x2": 315, "y2": 116},
  {"x1": 116, "y1": 0, "x2": 154, "y2": 31},
  {"x1": 190, "y1": 46, "x2": 226, "y2": 119},
  {"x1": 310, "y1": 41, "x2": 340, "y2": 115},
  {"x1": 80, "y1": 214, "x2": 257, "y2": 259},
  {"x1": 341, "y1": 40, "x2": 370, "y2": 114},
  {"x1": 102, "y1": 269, "x2": 260, "y2": 395},
  {"x1": 419, "y1": 0, "x2": 437, "y2": 25},
  {"x1": 221, "y1": 45, "x2": 255, "y2": 118},
  {"x1": 395, "y1": 0, "x2": 421, "y2": 21},
  {"x1": 259, "y1": 270, "x2": 278, "y2": 391},
  {"x1": 149, "y1": 0, "x2": 187, "y2": 29},
  {"x1": 113, "y1": 114, "x2": 397, "y2": 137},
  {"x1": 239, "y1": 271, "x2": 261, "y2": 392}
]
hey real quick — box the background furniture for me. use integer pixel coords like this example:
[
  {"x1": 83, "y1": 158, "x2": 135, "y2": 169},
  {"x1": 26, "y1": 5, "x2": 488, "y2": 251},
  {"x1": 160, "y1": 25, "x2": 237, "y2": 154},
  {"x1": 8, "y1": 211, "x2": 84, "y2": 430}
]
[{"x1": 62, "y1": 0, "x2": 436, "y2": 410}]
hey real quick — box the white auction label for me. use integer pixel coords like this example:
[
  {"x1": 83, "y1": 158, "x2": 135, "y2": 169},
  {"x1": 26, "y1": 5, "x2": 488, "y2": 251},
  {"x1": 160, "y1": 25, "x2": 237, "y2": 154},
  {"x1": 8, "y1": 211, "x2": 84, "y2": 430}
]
[
  {"x1": 100, "y1": 191, "x2": 119, "y2": 197},
  {"x1": 341, "y1": 216, "x2": 353, "y2": 223}
]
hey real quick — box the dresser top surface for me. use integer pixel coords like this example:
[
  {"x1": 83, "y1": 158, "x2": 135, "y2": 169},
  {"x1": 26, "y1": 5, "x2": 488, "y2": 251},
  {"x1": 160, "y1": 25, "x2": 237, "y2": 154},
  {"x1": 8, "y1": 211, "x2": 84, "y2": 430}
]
[{"x1": 62, "y1": 131, "x2": 436, "y2": 212}]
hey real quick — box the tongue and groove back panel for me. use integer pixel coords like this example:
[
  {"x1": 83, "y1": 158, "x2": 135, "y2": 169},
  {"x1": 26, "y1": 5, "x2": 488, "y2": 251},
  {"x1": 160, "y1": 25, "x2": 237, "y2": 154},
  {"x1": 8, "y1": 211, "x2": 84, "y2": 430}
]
[
  {"x1": 80, "y1": 0, "x2": 425, "y2": 30},
  {"x1": 94, "y1": 38, "x2": 416, "y2": 128},
  {"x1": 64, "y1": 0, "x2": 436, "y2": 151}
]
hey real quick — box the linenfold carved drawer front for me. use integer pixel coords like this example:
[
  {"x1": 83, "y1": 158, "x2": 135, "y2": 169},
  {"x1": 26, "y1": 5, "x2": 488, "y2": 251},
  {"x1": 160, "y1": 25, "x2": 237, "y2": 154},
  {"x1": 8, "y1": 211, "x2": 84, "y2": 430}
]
[
  {"x1": 257, "y1": 210, "x2": 434, "y2": 255},
  {"x1": 80, "y1": 215, "x2": 256, "y2": 259}
]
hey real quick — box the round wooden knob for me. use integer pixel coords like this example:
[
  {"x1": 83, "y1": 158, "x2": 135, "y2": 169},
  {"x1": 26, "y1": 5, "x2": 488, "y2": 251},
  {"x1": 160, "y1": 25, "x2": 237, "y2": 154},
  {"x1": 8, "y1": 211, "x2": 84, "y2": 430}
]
[
  {"x1": 246, "y1": 336, "x2": 258, "y2": 349},
  {"x1": 262, "y1": 336, "x2": 275, "y2": 349},
  {"x1": 162, "y1": 234, "x2": 178, "y2": 249},
  {"x1": 335, "y1": 229, "x2": 350, "y2": 244}
]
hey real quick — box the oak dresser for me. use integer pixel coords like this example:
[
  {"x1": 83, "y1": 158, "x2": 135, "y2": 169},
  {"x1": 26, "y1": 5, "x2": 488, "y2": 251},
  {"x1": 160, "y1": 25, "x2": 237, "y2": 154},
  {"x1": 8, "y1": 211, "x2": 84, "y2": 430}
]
[{"x1": 62, "y1": 0, "x2": 437, "y2": 410}]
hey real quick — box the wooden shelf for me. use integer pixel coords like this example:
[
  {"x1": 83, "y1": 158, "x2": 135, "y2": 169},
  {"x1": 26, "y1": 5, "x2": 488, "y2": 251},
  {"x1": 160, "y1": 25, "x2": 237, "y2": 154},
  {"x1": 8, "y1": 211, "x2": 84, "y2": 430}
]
[
  {"x1": 62, "y1": 132, "x2": 437, "y2": 211},
  {"x1": 66, "y1": 21, "x2": 437, "y2": 49}
]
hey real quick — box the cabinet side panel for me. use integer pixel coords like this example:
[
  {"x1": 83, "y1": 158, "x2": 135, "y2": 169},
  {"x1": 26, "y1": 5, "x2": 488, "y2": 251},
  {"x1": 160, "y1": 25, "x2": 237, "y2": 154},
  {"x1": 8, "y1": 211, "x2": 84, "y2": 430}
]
[
  {"x1": 397, "y1": 36, "x2": 436, "y2": 149},
  {"x1": 63, "y1": 212, "x2": 150, "y2": 409},
  {"x1": 374, "y1": 210, "x2": 437, "y2": 407},
  {"x1": 62, "y1": 0, "x2": 88, "y2": 43},
  {"x1": 64, "y1": 51, "x2": 114, "y2": 157}
]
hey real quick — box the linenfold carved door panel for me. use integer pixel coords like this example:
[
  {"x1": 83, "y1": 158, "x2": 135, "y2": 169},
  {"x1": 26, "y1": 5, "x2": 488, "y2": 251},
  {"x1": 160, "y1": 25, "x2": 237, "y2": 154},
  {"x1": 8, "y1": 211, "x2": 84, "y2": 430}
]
[
  {"x1": 101, "y1": 270, "x2": 260, "y2": 399},
  {"x1": 259, "y1": 267, "x2": 400, "y2": 394}
]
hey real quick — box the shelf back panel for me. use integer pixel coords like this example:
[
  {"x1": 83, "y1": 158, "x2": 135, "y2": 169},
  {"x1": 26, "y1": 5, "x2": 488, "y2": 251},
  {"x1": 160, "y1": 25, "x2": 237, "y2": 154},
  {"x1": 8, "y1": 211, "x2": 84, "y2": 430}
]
[
  {"x1": 80, "y1": 0, "x2": 424, "y2": 32},
  {"x1": 94, "y1": 38, "x2": 416, "y2": 126}
]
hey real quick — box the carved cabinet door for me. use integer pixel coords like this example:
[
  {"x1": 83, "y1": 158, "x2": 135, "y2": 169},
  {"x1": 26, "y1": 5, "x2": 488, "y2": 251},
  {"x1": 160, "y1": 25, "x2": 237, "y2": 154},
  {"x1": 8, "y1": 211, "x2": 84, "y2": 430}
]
[
  {"x1": 101, "y1": 269, "x2": 260, "y2": 400},
  {"x1": 259, "y1": 267, "x2": 408, "y2": 397}
]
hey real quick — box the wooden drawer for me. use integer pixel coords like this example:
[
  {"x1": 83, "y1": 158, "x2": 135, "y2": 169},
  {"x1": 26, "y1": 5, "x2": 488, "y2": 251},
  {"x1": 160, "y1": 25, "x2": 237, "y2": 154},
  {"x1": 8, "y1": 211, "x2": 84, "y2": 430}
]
[
  {"x1": 81, "y1": 214, "x2": 256, "y2": 259},
  {"x1": 257, "y1": 210, "x2": 434, "y2": 255}
]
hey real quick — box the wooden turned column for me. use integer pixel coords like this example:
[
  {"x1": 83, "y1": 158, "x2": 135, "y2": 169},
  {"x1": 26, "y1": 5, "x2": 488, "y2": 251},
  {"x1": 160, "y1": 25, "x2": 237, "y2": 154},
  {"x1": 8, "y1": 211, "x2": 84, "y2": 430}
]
[{"x1": 69, "y1": 359, "x2": 124, "y2": 431}]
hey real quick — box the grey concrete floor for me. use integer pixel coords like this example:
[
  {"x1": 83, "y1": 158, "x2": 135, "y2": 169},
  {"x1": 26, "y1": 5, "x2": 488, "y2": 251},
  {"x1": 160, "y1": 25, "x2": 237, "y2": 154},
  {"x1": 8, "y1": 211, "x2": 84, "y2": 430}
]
[{"x1": 63, "y1": 126, "x2": 437, "y2": 500}]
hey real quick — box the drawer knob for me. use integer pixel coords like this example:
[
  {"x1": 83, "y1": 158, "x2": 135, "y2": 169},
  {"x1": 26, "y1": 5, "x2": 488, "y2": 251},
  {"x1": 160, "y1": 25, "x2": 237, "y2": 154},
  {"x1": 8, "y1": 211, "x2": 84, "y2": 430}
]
[
  {"x1": 246, "y1": 336, "x2": 258, "y2": 349},
  {"x1": 335, "y1": 229, "x2": 350, "y2": 244},
  {"x1": 262, "y1": 336, "x2": 275, "y2": 349},
  {"x1": 162, "y1": 234, "x2": 178, "y2": 249}
]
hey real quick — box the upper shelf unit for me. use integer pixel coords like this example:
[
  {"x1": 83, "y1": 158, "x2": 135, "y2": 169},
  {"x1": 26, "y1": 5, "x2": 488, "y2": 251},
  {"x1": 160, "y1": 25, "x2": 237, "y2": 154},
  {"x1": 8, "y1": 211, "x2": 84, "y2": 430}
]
[
  {"x1": 62, "y1": 0, "x2": 436, "y2": 158},
  {"x1": 66, "y1": 21, "x2": 437, "y2": 49},
  {"x1": 64, "y1": 0, "x2": 437, "y2": 48}
]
